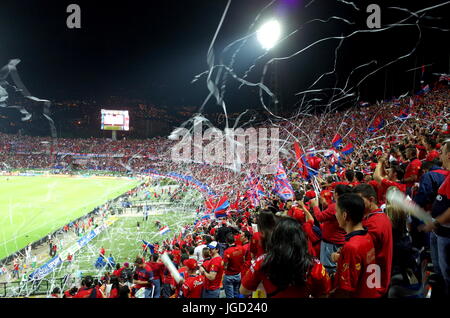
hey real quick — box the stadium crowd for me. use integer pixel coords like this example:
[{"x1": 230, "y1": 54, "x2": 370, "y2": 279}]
[{"x1": 1, "y1": 83, "x2": 450, "y2": 298}]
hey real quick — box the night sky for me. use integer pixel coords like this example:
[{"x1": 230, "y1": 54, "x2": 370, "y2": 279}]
[{"x1": 0, "y1": 0, "x2": 449, "y2": 114}]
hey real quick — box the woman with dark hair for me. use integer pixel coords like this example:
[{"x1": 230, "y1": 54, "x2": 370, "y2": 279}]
[
  {"x1": 118, "y1": 285, "x2": 131, "y2": 298},
  {"x1": 108, "y1": 275, "x2": 120, "y2": 298},
  {"x1": 240, "y1": 218, "x2": 331, "y2": 298},
  {"x1": 249, "y1": 211, "x2": 278, "y2": 260}
]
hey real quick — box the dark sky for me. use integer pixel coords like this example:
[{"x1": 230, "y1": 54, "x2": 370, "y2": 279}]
[{"x1": 0, "y1": 0, "x2": 449, "y2": 114}]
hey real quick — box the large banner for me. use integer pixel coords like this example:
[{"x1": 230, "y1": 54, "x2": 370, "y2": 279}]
[
  {"x1": 28, "y1": 217, "x2": 118, "y2": 281},
  {"x1": 28, "y1": 256, "x2": 62, "y2": 281}
]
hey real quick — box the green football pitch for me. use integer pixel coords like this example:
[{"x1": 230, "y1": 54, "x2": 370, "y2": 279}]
[{"x1": 0, "y1": 176, "x2": 141, "y2": 261}]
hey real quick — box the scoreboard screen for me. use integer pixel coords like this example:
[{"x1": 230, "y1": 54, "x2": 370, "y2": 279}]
[{"x1": 101, "y1": 110, "x2": 129, "y2": 131}]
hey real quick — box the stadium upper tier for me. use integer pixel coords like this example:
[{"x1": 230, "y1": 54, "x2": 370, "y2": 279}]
[{"x1": 0, "y1": 86, "x2": 449, "y2": 198}]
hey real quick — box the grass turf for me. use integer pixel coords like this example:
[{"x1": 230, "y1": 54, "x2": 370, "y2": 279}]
[
  {"x1": 0, "y1": 176, "x2": 141, "y2": 261},
  {"x1": 52, "y1": 209, "x2": 197, "y2": 277}
]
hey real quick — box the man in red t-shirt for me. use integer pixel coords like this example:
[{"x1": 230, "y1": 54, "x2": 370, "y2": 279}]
[
  {"x1": 147, "y1": 254, "x2": 164, "y2": 298},
  {"x1": 181, "y1": 259, "x2": 205, "y2": 298},
  {"x1": 353, "y1": 184, "x2": 393, "y2": 297},
  {"x1": 331, "y1": 193, "x2": 378, "y2": 298},
  {"x1": 311, "y1": 186, "x2": 349, "y2": 275},
  {"x1": 403, "y1": 147, "x2": 422, "y2": 191},
  {"x1": 199, "y1": 241, "x2": 224, "y2": 298},
  {"x1": 424, "y1": 136, "x2": 440, "y2": 162},
  {"x1": 171, "y1": 244, "x2": 181, "y2": 265},
  {"x1": 223, "y1": 233, "x2": 245, "y2": 298},
  {"x1": 133, "y1": 257, "x2": 153, "y2": 298}
]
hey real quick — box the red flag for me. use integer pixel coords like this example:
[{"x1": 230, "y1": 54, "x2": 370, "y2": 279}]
[{"x1": 293, "y1": 141, "x2": 308, "y2": 178}]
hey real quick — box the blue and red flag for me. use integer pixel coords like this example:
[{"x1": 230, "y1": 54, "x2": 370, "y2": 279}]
[
  {"x1": 341, "y1": 143, "x2": 354, "y2": 156},
  {"x1": 205, "y1": 195, "x2": 230, "y2": 218},
  {"x1": 368, "y1": 116, "x2": 385, "y2": 132},
  {"x1": 331, "y1": 134, "x2": 343, "y2": 149},
  {"x1": 293, "y1": 141, "x2": 309, "y2": 179},
  {"x1": 142, "y1": 240, "x2": 155, "y2": 254},
  {"x1": 417, "y1": 84, "x2": 430, "y2": 95},
  {"x1": 273, "y1": 162, "x2": 295, "y2": 201}
]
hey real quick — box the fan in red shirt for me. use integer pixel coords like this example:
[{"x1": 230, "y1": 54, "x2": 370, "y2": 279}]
[
  {"x1": 181, "y1": 259, "x2": 205, "y2": 298},
  {"x1": 223, "y1": 233, "x2": 245, "y2": 298},
  {"x1": 240, "y1": 231, "x2": 253, "y2": 278},
  {"x1": 331, "y1": 193, "x2": 378, "y2": 298},
  {"x1": 240, "y1": 217, "x2": 330, "y2": 298},
  {"x1": 424, "y1": 136, "x2": 440, "y2": 162},
  {"x1": 403, "y1": 147, "x2": 422, "y2": 190},
  {"x1": 108, "y1": 276, "x2": 120, "y2": 298},
  {"x1": 249, "y1": 211, "x2": 278, "y2": 260},
  {"x1": 199, "y1": 241, "x2": 224, "y2": 298},
  {"x1": 147, "y1": 253, "x2": 164, "y2": 298},
  {"x1": 171, "y1": 244, "x2": 182, "y2": 265},
  {"x1": 311, "y1": 186, "x2": 350, "y2": 274},
  {"x1": 286, "y1": 200, "x2": 305, "y2": 223},
  {"x1": 353, "y1": 184, "x2": 393, "y2": 297},
  {"x1": 112, "y1": 263, "x2": 122, "y2": 277},
  {"x1": 74, "y1": 276, "x2": 104, "y2": 298},
  {"x1": 132, "y1": 257, "x2": 153, "y2": 298},
  {"x1": 99, "y1": 247, "x2": 105, "y2": 256},
  {"x1": 373, "y1": 155, "x2": 407, "y2": 203}
]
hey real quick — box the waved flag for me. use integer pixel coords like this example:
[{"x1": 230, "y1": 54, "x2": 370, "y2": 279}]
[
  {"x1": 273, "y1": 162, "x2": 295, "y2": 201},
  {"x1": 205, "y1": 195, "x2": 230, "y2": 218},
  {"x1": 341, "y1": 143, "x2": 354, "y2": 155},
  {"x1": 368, "y1": 116, "x2": 385, "y2": 132},
  {"x1": 158, "y1": 226, "x2": 171, "y2": 236},
  {"x1": 331, "y1": 134, "x2": 343, "y2": 149},
  {"x1": 142, "y1": 240, "x2": 155, "y2": 254},
  {"x1": 293, "y1": 142, "x2": 309, "y2": 179}
]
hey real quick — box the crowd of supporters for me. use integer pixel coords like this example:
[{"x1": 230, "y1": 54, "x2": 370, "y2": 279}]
[{"x1": 2, "y1": 84, "x2": 450, "y2": 298}]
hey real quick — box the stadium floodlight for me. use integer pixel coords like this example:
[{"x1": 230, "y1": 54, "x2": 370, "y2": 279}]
[{"x1": 257, "y1": 19, "x2": 281, "y2": 50}]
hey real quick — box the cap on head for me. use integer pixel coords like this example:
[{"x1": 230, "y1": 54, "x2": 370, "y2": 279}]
[{"x1": 207, "y1": 241, "x2": 218, "y2": 249}]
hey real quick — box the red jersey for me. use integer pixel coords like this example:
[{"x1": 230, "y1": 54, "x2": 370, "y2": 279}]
[
  {"x1": 302, "y1": 219, "x2": 321, "y2": 257},
  {"x1": 330, "y1": 181, "x2": 349, "y2": 189},
  {"x1": 171, "y1": 249, "x2": 181, "y2": 265},
  {"x1": 204, "y1": 256, "x2": 224, "y2": 291},
  {"x1": 100, "y1": 248, "x2": 105, "y2": 256},
  {"x1": 404, "y1": 159, "x2": 422, "y2": 187},
  {"x1": 181, "y1": 275, "x2": 206, "y2": 298},
  {"x1": 240, "y1": 243, "x2": 251, "y2": 277},
  {"x1": 109, "y1": 288, "x2": 119, "y2": 298},
  {"x1": 223, "y1": 245, "x2": 245, "y2": 275},
  {"x1": 362, "y1": 209, "x2": 393, "y2": 297},
  {"x1": 74, "y1": 287, "x2": 104, "y2": 298},
  {"x1": 426, "y1": 150, "x2": 440, "y2": 162},
  {"x1": 134, "y1": 264, "x2": 153, "y2": 289},
  {"x1": 249, "y1": 231, "x2": 265, "y2": 259},
  {"x1": 234, "y1": 234, "x2": 243, "y2": 246},
  {"x1": 242, "y1": 256, "x2": 331, "y2": 298},
  {"x1": 112, "y1": 269, "x2": 122, "y2": 277},
  {"x1": 379, "y1": 179, "x2": 407, "y2": 204},
  {"x1": 335, "y1": 230, "x2": 378, "y2": 298},
  {"x1": 313, "y1": 204, "x2": 345, "y2": 245},
  {"x1": 148, "y1": 262, "x2": 164, "y2": 280},
  {"x1": 416, "y1": 145, "x2": 427, "y2": 160},
  {"x1": 288, "y1": 206, "x2": 305, "y2": 223}
]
